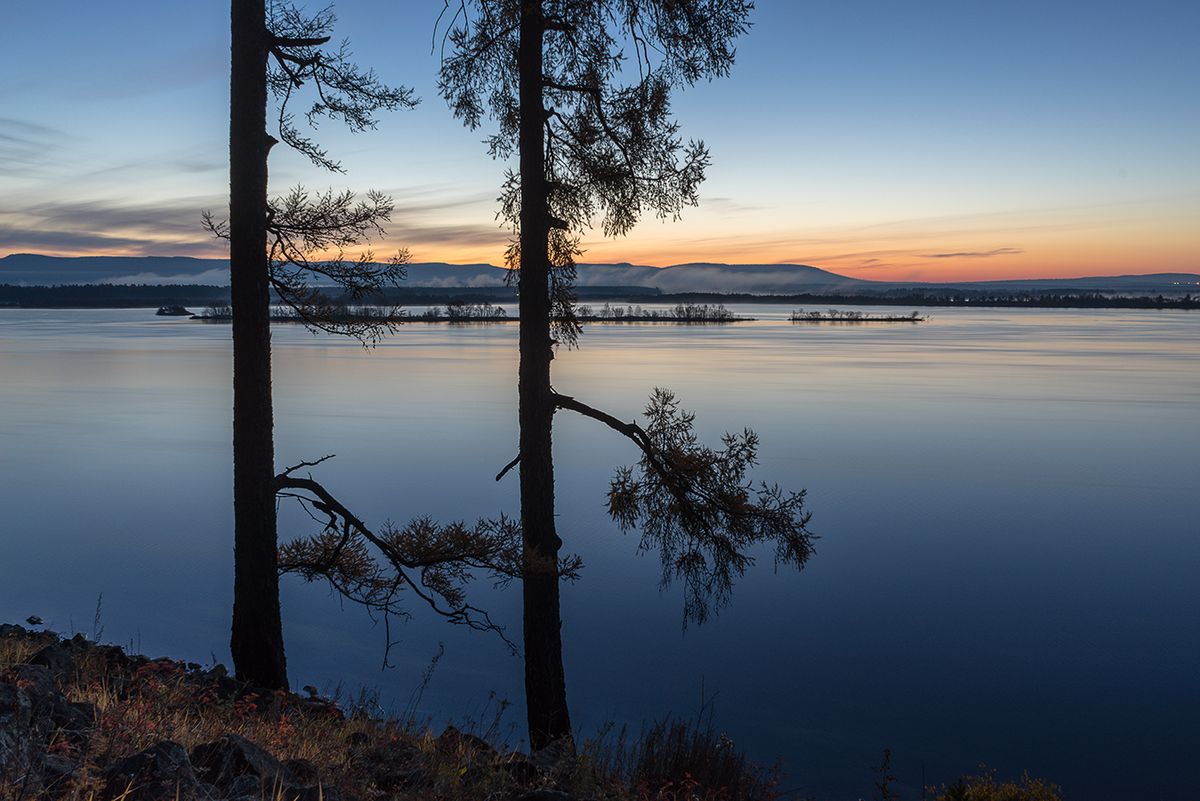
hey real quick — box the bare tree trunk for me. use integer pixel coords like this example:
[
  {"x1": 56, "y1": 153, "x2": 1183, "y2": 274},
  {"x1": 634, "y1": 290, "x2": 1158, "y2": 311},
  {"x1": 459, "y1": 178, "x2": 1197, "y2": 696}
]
[
  {"x1": 229, "y1": 0, "x2": 288, "y2": 690},
  {"x1": 518, "y1": 0, "x2": 571, "y2": 750}
]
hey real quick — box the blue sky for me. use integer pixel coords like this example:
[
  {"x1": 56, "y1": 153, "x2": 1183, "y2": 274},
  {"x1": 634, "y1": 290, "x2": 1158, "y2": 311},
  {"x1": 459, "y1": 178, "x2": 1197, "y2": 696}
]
[{"x1": 1, "y1": 0, "x2": 1197, "y2": 280}]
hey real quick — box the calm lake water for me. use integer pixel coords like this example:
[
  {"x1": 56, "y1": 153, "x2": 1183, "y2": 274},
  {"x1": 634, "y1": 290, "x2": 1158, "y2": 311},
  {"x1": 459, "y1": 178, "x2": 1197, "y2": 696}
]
[{"x1": 1, "y1": 305, "x2": 1197, "y2": 799}]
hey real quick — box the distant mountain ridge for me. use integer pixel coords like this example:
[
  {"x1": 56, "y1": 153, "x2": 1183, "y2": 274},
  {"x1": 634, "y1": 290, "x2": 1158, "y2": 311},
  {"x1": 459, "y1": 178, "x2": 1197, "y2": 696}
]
[{"x1": 1, "y1": 253, "x2": 1195, "y2": 294}]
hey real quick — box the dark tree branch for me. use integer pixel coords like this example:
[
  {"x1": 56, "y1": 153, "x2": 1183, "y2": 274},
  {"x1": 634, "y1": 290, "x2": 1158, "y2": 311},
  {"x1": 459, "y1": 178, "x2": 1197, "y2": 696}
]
[
  {"x1": 276, "y1": 469, "x2": 519, "y2": 648},
  {"x1": 495, "y1": 454, "x2": 521, "y2": 482},
  {"x1": 271, "y1": 34, "x2": 332, "y2": 48}
]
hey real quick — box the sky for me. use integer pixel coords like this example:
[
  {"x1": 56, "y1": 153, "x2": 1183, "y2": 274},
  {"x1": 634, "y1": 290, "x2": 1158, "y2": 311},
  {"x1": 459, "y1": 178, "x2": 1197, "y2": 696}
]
[{"x1": 1, "y1": 0, "x2": 1197, "y2": 282}]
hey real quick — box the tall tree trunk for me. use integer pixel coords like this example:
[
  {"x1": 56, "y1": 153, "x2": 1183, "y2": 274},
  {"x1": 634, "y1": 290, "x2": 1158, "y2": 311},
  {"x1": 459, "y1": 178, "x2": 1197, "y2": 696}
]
[
  {"x1": 229, "y1": 0, "x2": 288, "y2": 690},
  {"x1": 518, "y1": 0, "x2": 571, "y2": 750}
]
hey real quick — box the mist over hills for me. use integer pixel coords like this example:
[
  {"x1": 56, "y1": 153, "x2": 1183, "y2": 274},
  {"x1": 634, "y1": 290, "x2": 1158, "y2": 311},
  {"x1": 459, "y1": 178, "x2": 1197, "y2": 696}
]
[{"x1": 1, "y1": 253, "x2": 1196, "y2": 295}]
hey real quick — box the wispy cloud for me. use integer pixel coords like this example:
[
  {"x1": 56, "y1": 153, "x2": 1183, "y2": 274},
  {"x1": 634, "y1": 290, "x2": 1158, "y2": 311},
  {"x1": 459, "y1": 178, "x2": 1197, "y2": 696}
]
[
  {"x1": 699, "y1": 196, "x2": 762, "y2": 214},
  {"x1": 372, "y1": 187, "x2": 508, "y2": 256},
  {"x1": 920, "y1": 247, "x2": 1024, "y2": 259},
  {"x1": 0, "y1": 118, "x2": 71, "y2": 176},
  {"x1": 0, "y1": 195, "x2": 223, "y2": 257},
  {"x1": 17, "y1": 197, "x2": 219, "y2": 237},
  {"x1": 0, "y1": 187, "x2": 505, "y2": 259},
  {"x1": 0, "y1": 228, "x2": 223, "y2": 257}
]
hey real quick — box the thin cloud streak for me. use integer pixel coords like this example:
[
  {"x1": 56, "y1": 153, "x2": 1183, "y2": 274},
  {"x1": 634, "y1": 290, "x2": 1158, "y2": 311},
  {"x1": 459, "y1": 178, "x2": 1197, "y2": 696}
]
[
  {"x1": 921, "y1": 247, "x2": 1024, "y2": 259},
  {"x1": 0, "y1": 118, "x2": 71, "y2": 177}
]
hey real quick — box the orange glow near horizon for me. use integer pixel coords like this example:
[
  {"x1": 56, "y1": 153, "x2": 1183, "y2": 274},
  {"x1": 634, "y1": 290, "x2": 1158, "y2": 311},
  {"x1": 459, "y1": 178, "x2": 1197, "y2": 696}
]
[
  {"x1": 7, "y1": 204, "x2": 1196, "y2": 283},
  {"x1": 11, "y1": 238, "x2": 1196, "y2": 284}
]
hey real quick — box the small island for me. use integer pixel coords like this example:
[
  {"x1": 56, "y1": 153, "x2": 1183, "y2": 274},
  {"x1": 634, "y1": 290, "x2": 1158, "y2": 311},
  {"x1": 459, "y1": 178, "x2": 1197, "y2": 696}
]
[
  {"x1": 790, "y1": 308, "x2": 926, "y2": 323},
  {"x1": 155, "y1": 305, "x2": 192, "y2": 316}
]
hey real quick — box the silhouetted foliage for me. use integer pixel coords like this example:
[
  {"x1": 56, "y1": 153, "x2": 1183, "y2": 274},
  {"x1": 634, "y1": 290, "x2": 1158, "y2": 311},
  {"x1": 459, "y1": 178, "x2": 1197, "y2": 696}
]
[
  {"x1": 790, "y1": 308, "x2": 924, "y2": 322},
  {"x1": 206, "y1": 187, "x2": 408, "y2": 341},
  {"x1": 439, "y1": 0, "x2": 747, "y2": 346},
  {"x1": 210, "y1": 2, "x2": 416, "y2": 341},
  {"x1": 437, "y1": 0, "x2": 812, "y2": 750},
  {"x1": 274, "y1": 456, "x2": 583, "y2": 664},
  {"x1": 606, "y1": 389, "x2": 813, "y2": 625}
]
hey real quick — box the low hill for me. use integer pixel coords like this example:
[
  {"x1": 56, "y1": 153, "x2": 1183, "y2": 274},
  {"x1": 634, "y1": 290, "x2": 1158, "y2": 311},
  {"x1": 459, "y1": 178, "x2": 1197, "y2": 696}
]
[{"x1": 2, "y1": 253, "x2": 1196, "y2": 295}]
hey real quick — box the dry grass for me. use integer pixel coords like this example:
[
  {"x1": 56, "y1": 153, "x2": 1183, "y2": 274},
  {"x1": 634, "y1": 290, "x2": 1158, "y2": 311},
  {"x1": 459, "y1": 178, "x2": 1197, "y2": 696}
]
[
  {"x1": 0, "y1": 632, "x2": 50, "y2": 669},
  {"x1": 571, "y1": 719, "x2": 781, "y2": 801},
  {"x1": 930, "y1": 768, "x2": 1063, "y2": 801},
  {"x1": 3, "y1": 630, "x2": 781, "y2": 801}
]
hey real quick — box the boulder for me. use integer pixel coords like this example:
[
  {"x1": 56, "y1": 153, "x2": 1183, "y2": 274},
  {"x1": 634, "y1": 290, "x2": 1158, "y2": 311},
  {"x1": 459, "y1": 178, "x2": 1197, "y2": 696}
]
[
  {"x1": 191, "y1": 734, "x2": 284, "y2": 792},
  {"x1": 191, "y1": 735, "x2": 337, "y2": 801},
  {"x1": 355, "y1": 739, "x2": 428, "y2": 791},
  {"x1": 6, "y1": 664, "x2": 94, "y2": 745},
  {"x1": 28, "y1": 643, "x2": 76, "y2": 681},
  {"x1": 437, "y1": 724, "x2": 497, "y2": 758},
  {"x1": 40, "y1": 753, "x2": 81, "y2": 800},
  {"x1": 494, "y1": 752, "x2": 540, "y2": 785},
  {"x1": 101, "y1": 741, "x2": 199, "y2": 801},
  {"x1": 515, "y1": 790, "x2": 579, "y2": 801},
  {"x1": 530, "y1": 737, "x2": 576, "y2": 776},
  {"x1": 0, "y1": 681, "x2": 35, "y2": 783}
]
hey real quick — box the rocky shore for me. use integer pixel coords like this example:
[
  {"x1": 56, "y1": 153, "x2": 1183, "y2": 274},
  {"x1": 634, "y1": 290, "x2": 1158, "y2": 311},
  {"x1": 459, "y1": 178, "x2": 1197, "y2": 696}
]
[{"x1": 0, "y1": 623, "x2": 775, "y2": 801}]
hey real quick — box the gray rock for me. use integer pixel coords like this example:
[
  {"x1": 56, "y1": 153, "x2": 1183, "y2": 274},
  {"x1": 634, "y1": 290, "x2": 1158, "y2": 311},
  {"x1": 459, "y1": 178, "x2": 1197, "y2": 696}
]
[
  {"x1": 7, "y1": 664, "x2": 54, "y2": 697},
  {"x1": 515, "y1": 790, "x2": 578, "y2": 801},
  {"x1": 530, "y1": 737, "x2": 577, "y2": 776},
  {"x1": 494, "y1": 752, "x2": 540, "y2": 785},
  {"x1": 28, "y1": 643, "x2": 76, "y2": 680},
  {"x1": 40, "y1": 753, "x2": 80, "y2": 799},
  {"x1": 222, "y1": 774, "x2": 263, "y2": 797},
  {"x1": 437, "y1": 725, "x2": 497, "y2": 758},
  {"x1": 190, "y1": 734, "x2": 284, "y2": 792},
  {"x1": 102, "y1": 741, "x2": 199, "y2": 801},
  {"x1": 281, "y1": 758, "x2": 320, "y2": 787},
  {"x1": 190, "y1": 735, "x2": 338, "y2": 801},
  {"x1": 6, "y1": 663, "x2": 94, "y2": 747},
  {"x1": 357, "y1": 740, "x2": 428, "y2": 791},
  {"x1": 0, "y1": 681, "x2": 35, "y2": 782}
]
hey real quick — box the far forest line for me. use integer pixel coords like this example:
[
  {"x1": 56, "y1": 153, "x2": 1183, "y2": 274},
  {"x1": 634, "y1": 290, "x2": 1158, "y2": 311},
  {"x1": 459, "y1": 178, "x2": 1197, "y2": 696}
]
[{"x1": 1, "y1": 283, "x2": 1196, "y2": 311}]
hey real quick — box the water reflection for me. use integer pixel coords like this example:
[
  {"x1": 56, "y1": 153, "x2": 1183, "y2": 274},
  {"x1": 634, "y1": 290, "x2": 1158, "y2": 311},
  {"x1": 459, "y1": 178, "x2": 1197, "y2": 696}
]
[{"x1": 0, "y1": 306, "x2": 1197, "y2": 799}]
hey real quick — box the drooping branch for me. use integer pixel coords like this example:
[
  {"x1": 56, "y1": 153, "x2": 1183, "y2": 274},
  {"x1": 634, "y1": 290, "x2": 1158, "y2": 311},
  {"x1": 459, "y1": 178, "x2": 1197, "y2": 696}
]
[
  {"x1": 551, "y1": 390, "x2": 676, "y2": 490},
  {"x1": 275, "y1": 458, "x2": 583, "y2": 654},
  {"x1": 554, "y1": 388, "x2": 816, "y2": 626},
  {"x1": 495, "y1": 453, "x2": 521, "y2": 482}
]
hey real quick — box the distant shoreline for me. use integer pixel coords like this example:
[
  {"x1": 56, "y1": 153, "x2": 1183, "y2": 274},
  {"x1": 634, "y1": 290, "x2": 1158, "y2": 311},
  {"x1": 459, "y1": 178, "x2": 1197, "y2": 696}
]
[{"x1": 0, "y1": 283, "x2": 1196, "y2": 311}]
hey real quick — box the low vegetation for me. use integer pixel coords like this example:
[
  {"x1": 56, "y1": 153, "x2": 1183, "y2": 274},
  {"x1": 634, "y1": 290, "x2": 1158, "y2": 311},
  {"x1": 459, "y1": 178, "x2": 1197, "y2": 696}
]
[
  {"x1": 578, "y1": 303, "x2": 740, "y2": 322},
  {"x1": 196, "y1": 300, "x2": 746, "y2": 325},
  {"x1": 789, "y1": 309, "x2": 925, "y2": 323}
]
